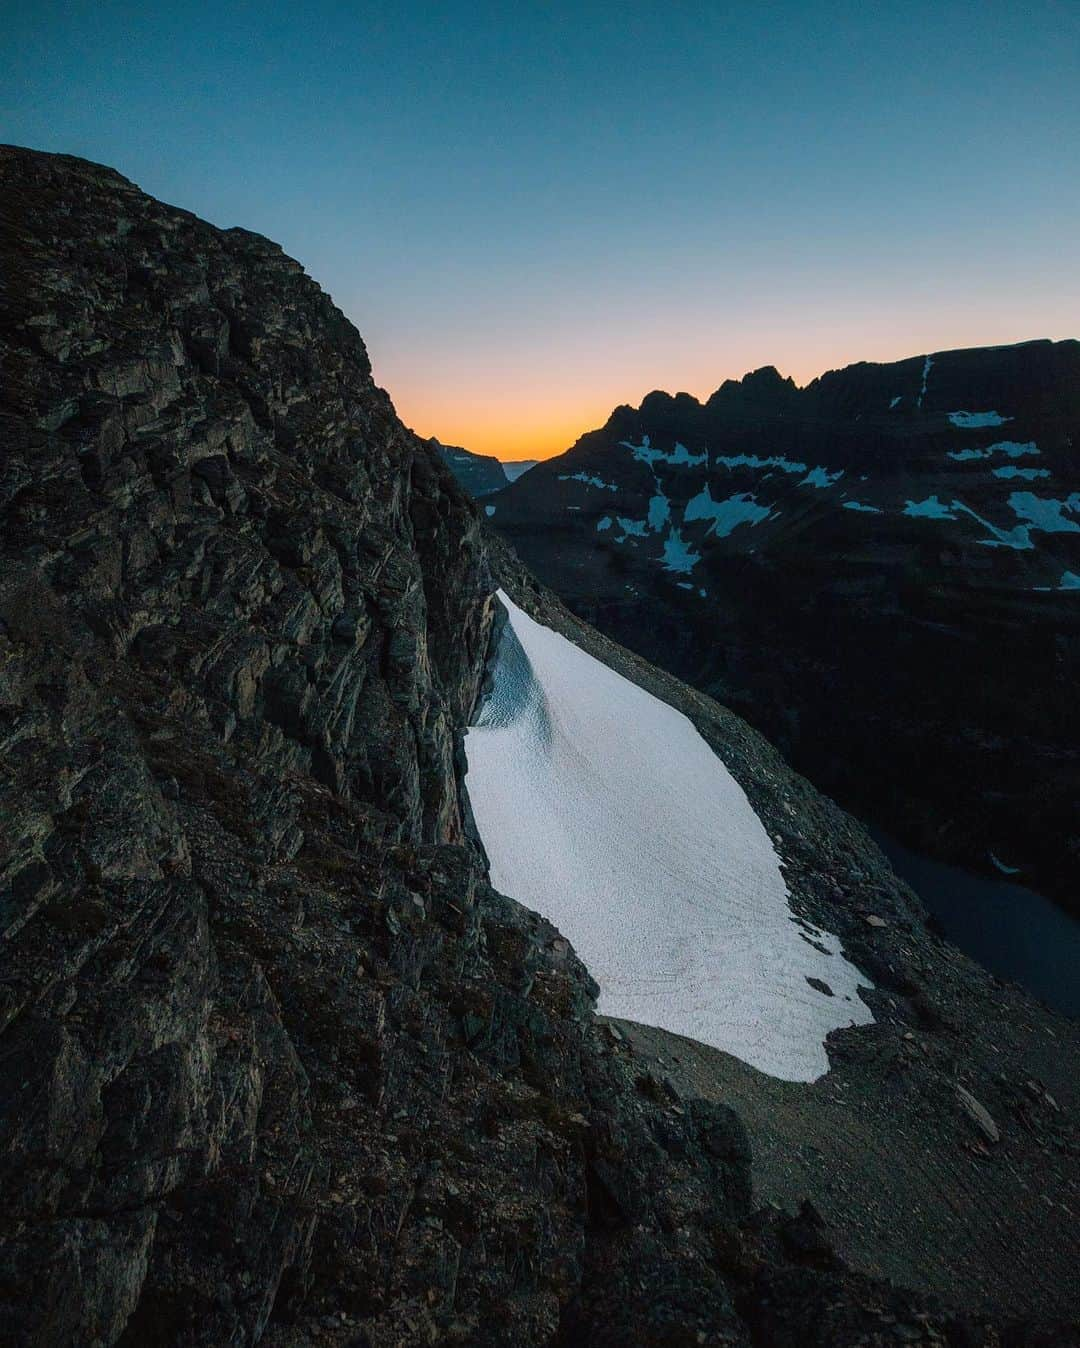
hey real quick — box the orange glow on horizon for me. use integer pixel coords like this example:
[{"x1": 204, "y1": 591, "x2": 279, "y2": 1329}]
[{"x1": 403, "y1": 407, "x2": 604, "y2": 462}]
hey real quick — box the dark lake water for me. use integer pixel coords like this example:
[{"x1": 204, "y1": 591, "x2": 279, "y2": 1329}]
[{"x1": 870, "y1": 829, "x2": 1080, "y2": 1018}]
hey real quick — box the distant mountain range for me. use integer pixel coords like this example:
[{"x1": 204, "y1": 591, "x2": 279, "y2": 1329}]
[
  {"x1": 502, "y1": 458, "x2": 538, "y2": 482},
  {"x1": 430, "y1": 438, "x2": 509, "y2": 495},
  {"x1": 433, "y1": 440, "x2": 538, "y2": 495},
  {"x1": 489, "y1": 340, "x2": 1080, "y2": 911}
]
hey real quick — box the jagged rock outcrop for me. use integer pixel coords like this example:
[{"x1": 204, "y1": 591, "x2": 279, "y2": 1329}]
[
  {"x1": 1, "y1": 147, "x2": 1077, "y2": 1347},
  {"x1": 491, "y1": 347, "x2": 1080, "y2": 910},
  {"x1": 429, "y1": 439, "x2": 509, "y2": 497}
]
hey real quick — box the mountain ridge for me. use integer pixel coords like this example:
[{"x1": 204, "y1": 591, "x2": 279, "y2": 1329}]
[{"x1": 491, "y1": 337, "x2": 1080, "y2": 911}]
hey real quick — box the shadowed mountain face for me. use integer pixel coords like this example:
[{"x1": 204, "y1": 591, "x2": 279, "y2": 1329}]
[
  {"x1": 429, "y1": 437, "x2": 510, "y2": 496},
  {"x1": 2, "y1": 146, "x2": 1079, "y2": 1345},
  {"x1": 491, "y1": 346, "x2": 1080, "y2": 911}
]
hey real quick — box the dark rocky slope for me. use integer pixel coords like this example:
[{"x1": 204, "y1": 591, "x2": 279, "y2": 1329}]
[
  {"x1": 491, "y1": 351, "x2": 1080, "y2": 912},
  {"x1": 1, "y1": 146, "x2": 1077, "y2": 1346},
  {"x1": 429, "y1": 438, "x2": 509, "y2": 497}
]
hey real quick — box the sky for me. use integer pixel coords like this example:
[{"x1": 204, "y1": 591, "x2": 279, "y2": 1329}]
[{"x1": 4, "y1": 1, "x2": 1079, "y2": 460}]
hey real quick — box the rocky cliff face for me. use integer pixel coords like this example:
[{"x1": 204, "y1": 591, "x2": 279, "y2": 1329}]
[
  {"x1": 1, "y1": 147, "x2": 1077, "y2": 1347},
  {"x1": 491, "y1": 348, "x2": 1080, "y2": 910}
]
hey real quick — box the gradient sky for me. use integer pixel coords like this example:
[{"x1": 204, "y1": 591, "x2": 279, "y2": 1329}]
[{"x1": 5, "y1": 1, "x2": 1079, "y2": 459}]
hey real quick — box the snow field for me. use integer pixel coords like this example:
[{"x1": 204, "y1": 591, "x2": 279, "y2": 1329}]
[{"x1": 464, "y1": 592, "x2": 874, "y2": 1081}]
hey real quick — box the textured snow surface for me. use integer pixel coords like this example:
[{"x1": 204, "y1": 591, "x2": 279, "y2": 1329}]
[{"x1": 464, "y1": 592, "x2": 874, "y2": 1082}]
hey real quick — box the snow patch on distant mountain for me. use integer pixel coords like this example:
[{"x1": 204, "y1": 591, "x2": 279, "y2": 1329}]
[
  {"x1": 648, "y1": 488, "x2": 671, "y2": 530},
  {"x1": 684, "y1": 485, "x2": 770, "y2": 537},
  {"x1": 952, "y1": 493, "x2": 1080, "y2": 550},
  {"x1": 1008, "y1": 492, "x2": 1080, "y2": 537},
  {"x1": 801, "y1": 466, "x2": 845, "y2": 489},
  {"x1": 714, "y1": 453, "x2": 808, "y2": 476},
  {"x1": 615, "y1": 516, "x2": 648, "y2": 540},
  {"x1": 948, "y1": 440, "x2": 1039, "y2": 462},
  {"x1": 917, "y1": 355, "x2": 933, "y2": 408},
  {"x1": 992, "y1": 466, "x2": 1050, "y2": 480},
  {"x1": 660, "y1": 527, "x2": 701, "y2": 573},
  {"x1": 948, "y1": 410, "x2": 1013, "y2": 429},
  {"x1": 621, "y1": 436, "x2": 708, "y2": 468},
  {"x1": 843, "y1": 501, "x2": 883, "y2": 514},
  {"x1": 464, "y1": 592, "x2": 874, "y2": 1081},
  {"x1": 904, "y1": 496, "x2": 957, "y2": 520},
  {"x1": 559, "y1": 471, "x2": 618, "y2": 492}
]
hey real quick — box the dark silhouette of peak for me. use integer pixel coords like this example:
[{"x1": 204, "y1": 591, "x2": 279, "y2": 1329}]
[{"x1": 707, "y1": 365, "x2": 799, "y2": 415}]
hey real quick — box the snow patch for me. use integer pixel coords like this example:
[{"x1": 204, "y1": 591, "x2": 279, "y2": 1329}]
[
  {"x1": 952, "y1": 493, "x2": 1080, "y2": 550},
  {"x1": 1009, "y1": 491, "x2": 1080, "y2": 535},
  {"x1": 842, "y1": 501, "x2": 882, "y2": 514},
  {"x1": 991, "y1": 466, "x2": 1050, "y2": 480},
  {"x1": 620, "y1": 437, "x2": 707, "y2": 468},
  {"x1": 615, "y1": 516, "x2": 648, "y2": 541},
  {"x1": 904, "y1": 496, "x2": 957, "y2": 520},
  {"x1": 661, "y1": 527, "x2": 701, "y2": 574},
  {"x1": 714, "y1": 453, "x2": 807, "y2": 476},
  {"x1": 889, "y1": 395, "x2": 902, "y2": 410},
  {"x1": 917, "y1": 355, "x2": 933, "y2": 408},
  {"x1": 596, "y1": 516, "x2": 612, "y2": 532},
  {"x1": 948, "y1": 410, "x2": 1013, "y2": 429},
  {"x1": 464, "y1": 592, "x2": 874, "y2": 1082},
  {"x1": 559, "y1": 471, "x2": 618, "y2": 492},
  {"x1": 1060, "y1": 571, "x2": 1080, "y2": 591},
  {"x1": 953, "y1": 503, "x2": 1030, "y2": 550},
  {"x1": 684, "y1": 485, "x2": 770, "y2": 537},
  {"x1": 947, "y1": 440, "x2": 1039, "y2": 462},
  {"x1": 800, "y1": 466, "x2": 845, "y2": 489},
  {"x1": 647, "y1": 490, "x2": 671, "y2": 531},
  {"x1": 668, "y1": 441, "x2": 709, "y2": 466},
  {"x1": 484, "y1": 505, "x2": 496, "y2": 517},
  {"x1": 989, "y1": 853, "x2": 1021, "y2": 876}
]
